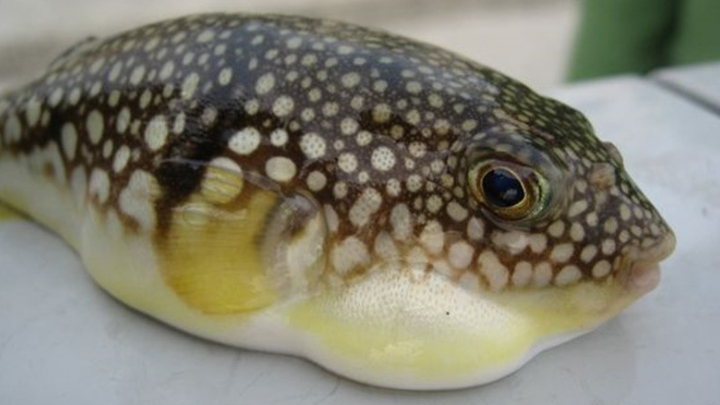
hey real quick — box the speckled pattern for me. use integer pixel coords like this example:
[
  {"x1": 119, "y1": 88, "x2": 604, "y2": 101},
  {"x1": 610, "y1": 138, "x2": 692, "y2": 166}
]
[
  {"x1": 0, "y1": 13, "x2": 673, "y2": 291},
  {"x1": 0, "y1": 14, "x2": 676, "y2": 389}
]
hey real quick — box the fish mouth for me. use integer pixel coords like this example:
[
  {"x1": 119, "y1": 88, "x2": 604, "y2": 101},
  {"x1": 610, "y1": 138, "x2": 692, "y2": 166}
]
[{"x1": 619, "y1": 231, "x2": 676, "y2": 293}]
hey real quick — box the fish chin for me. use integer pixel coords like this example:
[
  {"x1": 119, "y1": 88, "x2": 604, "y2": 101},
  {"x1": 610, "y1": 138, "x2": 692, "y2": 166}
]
[
  {"x1": 624, "y1": 263, "x2": 661, "y2": 293},
  {"x1": 285, "y1": 262, "x2": 646, "y2": 389}
]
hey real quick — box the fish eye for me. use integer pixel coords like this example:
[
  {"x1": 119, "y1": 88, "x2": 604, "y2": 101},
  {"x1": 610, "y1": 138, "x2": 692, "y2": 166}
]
[{"x1": 469, "y1": 161, "x2": 547, "y2": 222}]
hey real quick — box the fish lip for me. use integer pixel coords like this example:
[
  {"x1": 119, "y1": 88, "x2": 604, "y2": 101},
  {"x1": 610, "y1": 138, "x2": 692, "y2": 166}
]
[
  {"x1": 620, "y1": 231, "x2": 676, "y2": 292},
  {"x1": 644, "y1": 229, "x2": 677, "y2": 263}
]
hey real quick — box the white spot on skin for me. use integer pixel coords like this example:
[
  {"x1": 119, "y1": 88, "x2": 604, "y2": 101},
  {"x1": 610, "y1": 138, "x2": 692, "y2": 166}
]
[
  {"x1": 373, "y1": 80, "x2": 388, "y2": 93},
  {"x1": 89, "y1": 57, "x2": 105, "y2": 74},
  {"x1": 86, "y1": 110, "x2": 104, "y2": 145},
  {"x1": 89, "y1": 168, "x2": 110, "y2": 204},
  {"x1": 159, "y1": 61, "x2": 175, "y2": 81},
  {"x1": 428, "y1": 93, "x2": 444, "y2": 108},
  {"x1": 550, "y1": 243, "x2": 574, "y2": 263},
  {"x1": 333, "y1": 182, "x2": 348, "y2": 199},
  {"x1": 338, "y1": 153, "x2": 358, "y2": 173},
  {"x1": 108, "y1": 90, "x2": 121, "y2": 107},
  {"x1": 338, "y1": 45, "x2": 354, "y2": 55},
  {"x1": 113, "y1": 145, "x2": 131, "y2": 173},
  {"x1": 201, "y1": 158, "x2": 244, "y2": 204},
  {"x1": 370, "y1": 146, "x2": 396, "y2": 171},
  {"x1": 61, "y1": 123, "x2": 78, "y2": 160},
  {"x1": 306, "y1": 171, "x2": 327, "y2": 191},
  {"x1": 373, "y1": 232, "x2": 399, "y2": 261},
  {"x1": 446, "y1": 201, "x2": 468, "y2": 222},
  {"x1": 108, "y1": 62, "x2": 122, "y2": 82},
  {"x1": 144, "y1": 36, "x2": 160, "y2": 51},
  {"x1": 218, "y1": 68, "x2": 233, "y2": 86},
  {"x1": 49, "y1": 88, "x2": 64, "y2": 108},
  {"x1": 372, "y1": 103, "x2": 392, "y2": 123},
  {"x1": 467, "y1": 217, "x2": 484, "y2": 241},
  {"x1": 331, "y1": 236, "x2": 370, "y2": 275},
  {"x1": 286, "y1": 37, "x2": 303, "y2": 49},
  {"x1": 533, "y1": 262, "x2": 553, "y2": 287},
  {"x1": 555, "y1": 265, "x2": 582, "y2": 286},
  {"x1": 341, "y1": 72, "x2": 361, "y2": 88},
  {"x1": 528, "y1": 234, "x2": 548, "y2": 254},
  {"x1": 548, "y1": 220, "x2": 565, "y2": 238},
  {"x1": 390, "y1": 203, "x2": 413, "y2": 241},
  {"x1": 586, "y1": 212, "x2": 599, "y2": 227},
  {"x1": 201, "y1": 108, "x2": 218, "y2": 126},
  {"x1": 491, "y1": 230, "x2": 529, "y2": 254},
  {"x1": 592, "y1": 260, "x2": 612, "y2": 278},
  {"x1": 299, "y1": 132, "x2": 326, "y2": 159},
  {"x1": 119, "y1": 170, "x2": 160, "y2": 231},
  {"x1": 425, "y1": 195, "x2": 443, "y2": 213},
  {"x1": 386, "y1": 179, "x2": 401, "y2": 197},
  {"x1": 68, "y1": 88, "x2": 81, "y2": 105},
  {"x1": 357, "y1": 171, "x2": 370, "y2": 184},
  {"x1": 458, "y1": 272, "x2": 480, "y2": 293},
  {"x1": 139, "y1": 90, "x2": 152, "y2": 109},
  {"x1": 270, "y1": 129, "x2": 288, "y2": 147},
  {"x1": 449, "y1": 241, "x2": 474, "y2": 269},
  {"x1": 604, "y1": 217, "x2": 618, "y2": 234},
  {"x1": 256, "y1": 73, "x2": 276, "y2": 94},
  {"x1": 308, "y1": 88, "x2": 322, "y2": 103},
  {"x1": 323, "y1": 204, "x2": 340, "y2": 233},
  {"x1": 272, "y1": 95, "x2": 295, "y2": 117},
  {"x1": 228, "y1": 127, "x2": 261, "y2": 155},
  {"x1": 570, "y1": 222, "x2": 585, "y2": 241},
  {"x1": 601, "y1": 239, "x2": 616, "y2": 255},
  {"x1": 171, "y1": 113, "x2": 186, "y2": 135},
  {"x1": 25, "y1": 97, "x2": 42, "y2": 127},
  {"x1": 323, "y1": 102, "x2": 339, "y2": 117},
  {"x1": 420, "y1": 220, "x2": 444, "y2": 255},
  {"x1": 181, "y1": 73, "x2": 200, "y2": 99},
  {"x1": 349, "y1": 188, "x2": 383, "y2": 228},
  {"x1": 580, "y1": 245, "x2": 598, "y2": 263},
  {"x1": 265, "y1": 156, "x2": 297, "y2": 182},
  {"x1": 340, "y1": 118, "x2": 359, "y2": 135},
  {"x1": 619, "y1": 204, "x2": 631, "y2": 221},
  {"x1": 406, "y1": 174, "x2": 422, "y2": 192},
  {"x1": 512, "y1": 261, "x2": 533, "y2": 287},
  {"x1": 130, "y1": 65, "x2": 146, "y2": 85},
  {"x1": 144, "y1": 115, "x2": 169, "y2": 151},
  {"x1": 116, "y1": 108, "x2": 131, "y2": 134},
  {"x1": 197, "y1": 29, "x2": 215, "y2": 43},
  {"x1": 568, "y1": 200, "x2": 589, "y2": 217},
  {"x1": 102, "y1": 140, "x2": 113, "y2": 159},
  {"x1": 406, "y1": 81, "x2": 422, "y2": 94},
  {"x1": 477, "y1": 251, "x2": 509, "y2": 291}
]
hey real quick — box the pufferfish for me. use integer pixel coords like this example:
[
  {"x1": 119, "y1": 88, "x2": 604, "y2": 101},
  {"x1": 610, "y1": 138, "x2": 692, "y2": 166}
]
[{"x1": 0, "y1": 13, "x2": 675, "y2": 389}]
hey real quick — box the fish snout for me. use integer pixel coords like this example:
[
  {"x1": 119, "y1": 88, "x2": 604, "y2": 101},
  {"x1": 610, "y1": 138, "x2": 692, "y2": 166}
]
[{"x1": 619, "y1": 231, "x2": 676, "y2": 293}]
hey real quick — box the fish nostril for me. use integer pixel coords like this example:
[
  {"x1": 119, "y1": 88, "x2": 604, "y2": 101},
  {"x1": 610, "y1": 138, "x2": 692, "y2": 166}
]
[
  {"x1": 602, "y1": 142, "x2": 624, "y2": 166},
  {"x1": 589, "y1": 162, "x2": 616, "y2": 190}
]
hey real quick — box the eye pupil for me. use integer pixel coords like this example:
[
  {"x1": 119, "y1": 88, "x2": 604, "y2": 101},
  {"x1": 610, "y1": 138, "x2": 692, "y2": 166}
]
[{"x1": 481, "y1": 168, "x2": 525, "y2": 208}]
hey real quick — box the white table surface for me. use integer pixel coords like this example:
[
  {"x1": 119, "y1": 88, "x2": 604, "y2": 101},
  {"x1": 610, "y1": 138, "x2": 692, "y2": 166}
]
[
  {"x1": 1, "y1": 76, "x2": 719, "y2": 404},
  {"x1": 653, "y1": 61, "x2": 720, "y2": 113}
]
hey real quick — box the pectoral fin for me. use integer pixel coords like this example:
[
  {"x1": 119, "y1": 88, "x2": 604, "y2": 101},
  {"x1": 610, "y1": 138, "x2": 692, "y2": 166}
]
[{"x1": 157, "y1": 159, "x2": 280, "y2": 315}]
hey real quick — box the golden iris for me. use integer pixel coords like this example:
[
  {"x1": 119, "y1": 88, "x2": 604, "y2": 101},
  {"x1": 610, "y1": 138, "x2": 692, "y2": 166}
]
[{"x1": 470, "y1": 162, "x2": 542, "y2": 221}]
